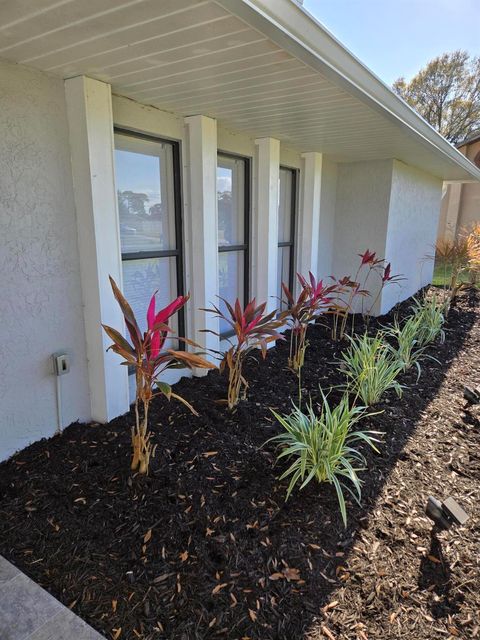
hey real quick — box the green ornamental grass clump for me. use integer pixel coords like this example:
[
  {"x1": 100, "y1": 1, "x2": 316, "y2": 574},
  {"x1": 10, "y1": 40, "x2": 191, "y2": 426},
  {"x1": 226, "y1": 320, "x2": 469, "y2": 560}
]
[
  {"x1": 385, "y1": 314, "x2": 429, "y2": 380},
  {"x1": 341, "y1": 332, "x2": 404, "y2": 406},
  {"x1": 268, "y1": 390, "x2": 381, "y2": 526},
  {"x1": 410, "y1": 294, "x2": 446, "y2": 346}
]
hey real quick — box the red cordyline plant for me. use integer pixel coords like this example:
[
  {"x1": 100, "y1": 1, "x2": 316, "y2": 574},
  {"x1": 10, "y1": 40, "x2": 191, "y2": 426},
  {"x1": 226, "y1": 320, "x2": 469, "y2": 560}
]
[
  {"x1": 281, "y1": 272, "x2": 337, "y2": 374},
  {"x1": 202, "y1": 297, "x2": 284, "y2": 409},
  {"x1": 365, "y1": 261, "x2": 404, "y2": 317},
  {"x1": 330, "y1": 250, "x2": 379, "y2": 340},
  {"x1": 330, "y1": 250, "x2": 402, "y2": 339},
  {"x1": 103, "y1": 277, "x2": 215, "y2": 475}
]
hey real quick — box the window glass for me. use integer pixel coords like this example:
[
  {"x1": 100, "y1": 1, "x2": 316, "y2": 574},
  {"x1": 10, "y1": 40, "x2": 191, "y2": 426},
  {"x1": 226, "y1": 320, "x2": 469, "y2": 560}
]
[
  {"x1": 122, "y1": 257, "x2": 178, "y2": 339},
  {"x1": 277, "y1": 246, "x2": 291, "y2": 310},
  {"x1": 218, "y1": 251, "x2": 245, "y2": 334},
  {"x1": 217, "y1": 154, "x2": 248, "y2": 335},
  {"x1": 114, "y1": 132, "x2": 181, "y2": 355},
  {"x1": 217, "y1": 156, "x2": 245, "y2": 247},
  {"x1": 115, "y1": 134, "x2": 176, "y2": 254},
  {"x1": 278, "y1": 167, "x2": 293, "y2": 243}
]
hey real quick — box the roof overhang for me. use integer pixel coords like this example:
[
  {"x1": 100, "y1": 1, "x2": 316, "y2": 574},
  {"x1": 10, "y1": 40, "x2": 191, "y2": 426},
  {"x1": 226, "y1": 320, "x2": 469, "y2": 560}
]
[{"x1": 1, "y1": 0, "x2": 479, "y2": 182}]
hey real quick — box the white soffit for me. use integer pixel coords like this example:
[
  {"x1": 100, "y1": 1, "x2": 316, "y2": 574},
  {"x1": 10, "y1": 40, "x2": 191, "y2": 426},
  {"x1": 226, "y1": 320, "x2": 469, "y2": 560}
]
[{"x1": 0, "y1": 0, "x2": 479, "y2": 181}]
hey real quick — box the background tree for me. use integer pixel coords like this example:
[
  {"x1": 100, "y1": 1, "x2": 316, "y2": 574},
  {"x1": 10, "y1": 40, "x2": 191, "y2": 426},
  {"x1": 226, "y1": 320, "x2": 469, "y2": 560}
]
[{"x1": 393, "y1": 50, "x2": 480, "y2": 144}]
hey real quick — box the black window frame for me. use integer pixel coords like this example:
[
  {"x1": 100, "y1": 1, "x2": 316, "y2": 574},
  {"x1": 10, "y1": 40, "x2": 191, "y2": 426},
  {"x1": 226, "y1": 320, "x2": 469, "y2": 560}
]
[
  {"x1": 217, "y1": 151, "x2": 251, "y2": 338},
  {"x1": 278, "y1": 166, "x2": 298, "y2": 294},
  {"x1": 114, "y1": 127, "x2": 186, "y2": 342}
]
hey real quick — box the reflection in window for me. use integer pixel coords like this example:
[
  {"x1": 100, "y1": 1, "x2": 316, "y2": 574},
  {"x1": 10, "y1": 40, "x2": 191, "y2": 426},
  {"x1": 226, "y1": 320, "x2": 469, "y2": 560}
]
[
  {"x1": 217, "y1": 154, "x2": 249, "y2": 335},
  {"x1": 114, "y1": 131, "x2": 183, "y2": 353},
  {"x1": 277, "y1": 168, "x2": 296, "y2": 309}
]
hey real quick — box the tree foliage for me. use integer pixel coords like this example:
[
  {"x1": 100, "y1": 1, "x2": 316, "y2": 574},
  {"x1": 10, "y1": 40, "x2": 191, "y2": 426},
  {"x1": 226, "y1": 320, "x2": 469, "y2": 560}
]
[{"x1": 393, "y1": 50, "x2": 480, "y2": 144}]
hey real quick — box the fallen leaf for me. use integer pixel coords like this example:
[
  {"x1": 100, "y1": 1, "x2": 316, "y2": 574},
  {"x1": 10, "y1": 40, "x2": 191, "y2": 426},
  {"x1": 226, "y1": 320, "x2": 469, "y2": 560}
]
[
  {"x1": 143, "y1": 529, "x2": 152, "y2": 543},
  {"x1": 212, "y1": 583, "x2": 228, "y2": 595},
  {"x1": 248, "y1": 609, "x2": 257, "y2": 622},
  {"x1": 179, "y1": 551, "x2": 189, "y2": 562},
  {"x1": 112, "y1": 599, "x2": 117, "y2": 613},
  {"x1": 111, "y1": 629, "x2": 121, "y2": 640},
  {"x1": 283, "y1": 567, "x2": 301, "y2": 581},
  {"x1": 269, "y1": 572, "x2": 285, "y2": 581}
]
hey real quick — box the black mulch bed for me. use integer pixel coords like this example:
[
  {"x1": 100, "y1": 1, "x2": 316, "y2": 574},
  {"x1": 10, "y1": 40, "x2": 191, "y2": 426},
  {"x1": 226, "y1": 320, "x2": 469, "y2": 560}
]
[{"x1": 1, "y1": 290, "x2": 479, "y2": 640}]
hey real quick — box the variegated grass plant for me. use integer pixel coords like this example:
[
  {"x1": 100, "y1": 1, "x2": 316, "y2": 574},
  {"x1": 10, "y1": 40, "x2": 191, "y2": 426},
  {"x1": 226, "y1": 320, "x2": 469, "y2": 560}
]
[
  {"x1": 410, "y1": 294, "x2": 446, "y2": 346},
  {"x1": 340, "y1": 332, "x2": 404, "y2": 406},
  {"x1": 385, "y1": 314, "x2": 432, "y2": 381},
  {"x1": 268, "y1": 390, "x2": 381, "y2": 526}
]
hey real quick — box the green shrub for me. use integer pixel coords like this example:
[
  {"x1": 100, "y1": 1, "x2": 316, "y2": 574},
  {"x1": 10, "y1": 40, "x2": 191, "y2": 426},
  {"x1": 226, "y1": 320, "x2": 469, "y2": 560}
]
[
  {"x1": 268, "y1": 391, "x2": 381, "y2": 526},
  {"x1": 385, "y1": 315, "x2": 428, "y2": 380},
  {"x1": 411, "y1": 294, "x2": 446, "y2": 346},
  {"x1": 341, "y1": 332, "x2": 404, "y2": 406}
]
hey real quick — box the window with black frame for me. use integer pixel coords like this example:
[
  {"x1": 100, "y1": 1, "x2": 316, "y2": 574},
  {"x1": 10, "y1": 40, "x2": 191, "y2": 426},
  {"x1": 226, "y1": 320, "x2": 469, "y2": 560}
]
[
  {"x1": 277, "y1": 167, "x2": 297, "y2": 309},
  {"x1": 217, "y1": 153, "x2": 250, "y2": 336},
  {"x1": 114, "y1": 130, "x2": 184, "y2": 356}
]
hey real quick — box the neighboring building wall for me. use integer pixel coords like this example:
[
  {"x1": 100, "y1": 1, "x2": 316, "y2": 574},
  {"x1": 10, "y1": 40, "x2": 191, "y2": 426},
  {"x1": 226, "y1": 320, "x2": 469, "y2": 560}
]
[
  {"x1": 438, "y1": 138, "x2": 480, "y2": 243},
  {"x1": 384, "y1": 161, "x2": 442, "y2": 312},
  {"x1": 0, "y1": 61, "x2": 90, "y2": 460},
  {"x1": 459, "y1": 139, "x2": 480, "y2": 231}
]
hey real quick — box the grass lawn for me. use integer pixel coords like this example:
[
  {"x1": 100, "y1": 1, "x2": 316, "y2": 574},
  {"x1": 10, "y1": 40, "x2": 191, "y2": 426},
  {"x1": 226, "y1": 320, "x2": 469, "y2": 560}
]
[{"x1": 432, "y1": 261, "x2": 478, "y2": 287}]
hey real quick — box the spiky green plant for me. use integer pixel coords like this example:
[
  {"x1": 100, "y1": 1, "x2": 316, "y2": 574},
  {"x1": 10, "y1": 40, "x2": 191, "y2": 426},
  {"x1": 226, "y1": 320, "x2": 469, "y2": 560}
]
[
  {"x1": 385, "y1": 315, "x2": 428, "y2": 380},
  {"x1": 267, "y1": 391, "x2": 381, "y2": 526},
  {"x1": 341, "y1": 332, "x2": 404, "y2": 406},
  {"x1": 411, "y1": 294, "x2": 446, "y2": 346}
]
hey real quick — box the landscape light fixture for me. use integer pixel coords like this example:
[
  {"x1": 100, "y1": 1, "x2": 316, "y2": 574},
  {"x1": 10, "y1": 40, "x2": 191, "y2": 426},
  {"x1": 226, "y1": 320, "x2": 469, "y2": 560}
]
[{"x1": 426, "y1": 496, "x2": 469, "y2": 531}]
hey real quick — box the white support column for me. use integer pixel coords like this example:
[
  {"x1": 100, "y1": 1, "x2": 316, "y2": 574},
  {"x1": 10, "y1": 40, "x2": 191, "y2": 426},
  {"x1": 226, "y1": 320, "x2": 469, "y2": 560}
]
[
  {"x1": 65, "y1": 76, "x2": 129, "y2": 422},
  {"x1": 253, "y1": 137, "x2": 280, "y2": 312},
  {"x1": 297, "y1": 152, "x2": 323, "y2": 284},
  {"x1": 184, "y1": 115, "x2": 219, "y2": 367}
]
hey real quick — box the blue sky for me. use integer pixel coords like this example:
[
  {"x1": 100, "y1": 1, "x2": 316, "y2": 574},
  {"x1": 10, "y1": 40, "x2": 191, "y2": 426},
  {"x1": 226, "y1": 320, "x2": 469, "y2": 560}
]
[{"x1": 303, "y1": 0, "x2": 480, "y2": 85}]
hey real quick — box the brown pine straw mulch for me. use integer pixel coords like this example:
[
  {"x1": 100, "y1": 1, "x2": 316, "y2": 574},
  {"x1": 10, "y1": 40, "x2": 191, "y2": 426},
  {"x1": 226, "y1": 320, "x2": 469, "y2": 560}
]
[{"x1": 0, "y1": 289, "x2": 479, "y2": 640}]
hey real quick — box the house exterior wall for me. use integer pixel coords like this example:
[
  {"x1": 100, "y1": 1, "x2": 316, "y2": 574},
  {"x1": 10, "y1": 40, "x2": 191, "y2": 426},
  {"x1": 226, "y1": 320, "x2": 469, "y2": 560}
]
[
  {"x1": 332, "y1": 159, "x2": 393, "y2": 311},
  {"x1": 317, "y1": 157, "x2": 337, "y2": 279},
  {"x1": 438, "y1": 138, "x2": 480, "y2": 243},
  {"x1": 0, "y1": 60, "x2": 90, "y2": 460},
  {"x1": 384, "y1": 161, "x2": 442, "y2": 312},
  {"x1": 332, "y1": 159, "x2": 442, "y2": 314},
  {"x1": 0, "y1": 66, "x2": 448, "y2": 461}
]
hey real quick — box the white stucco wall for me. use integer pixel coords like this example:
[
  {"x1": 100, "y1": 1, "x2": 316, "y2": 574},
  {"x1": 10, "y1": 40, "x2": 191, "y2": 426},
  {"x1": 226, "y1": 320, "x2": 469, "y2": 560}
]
[
  {"x1": 0, "y1": 61, "x2": 90, "y2": 460},
  {"x1": 383, "y1": 160, "x2": 442, "y2": 311},
  {"x1": 317, "y1": 157, "x2": 337, "y2": 279},
  {"x1": 332, "y1": 159, "x2": 393, "y2": 311}
]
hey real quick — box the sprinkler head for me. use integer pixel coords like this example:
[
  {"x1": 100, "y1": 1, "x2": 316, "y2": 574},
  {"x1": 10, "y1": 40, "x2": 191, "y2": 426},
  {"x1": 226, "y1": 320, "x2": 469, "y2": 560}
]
[{"x1": 426, "y1": 496, "x2": 469, "y2": 531}]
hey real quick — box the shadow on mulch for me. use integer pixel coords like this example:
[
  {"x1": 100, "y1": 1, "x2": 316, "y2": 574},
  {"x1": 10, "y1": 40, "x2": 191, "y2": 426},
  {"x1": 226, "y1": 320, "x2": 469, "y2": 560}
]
[{"x1": 0, "y1": 289, "x2": 478, "y2": 640}]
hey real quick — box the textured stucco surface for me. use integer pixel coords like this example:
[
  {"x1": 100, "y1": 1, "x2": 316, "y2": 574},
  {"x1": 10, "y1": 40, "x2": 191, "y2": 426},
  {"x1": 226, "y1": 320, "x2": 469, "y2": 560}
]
[
  {"x1": 383, "y1": 160, "x2": 442, "y2": 312},
  {"x1": 332, "y1": 159, "x2": 393, "y2": 311},
  {"x1": 317, "y1": 156, "x2": 337, "y2": 279},
  {"x1": 0, "y1": 61, "x2": 90, "y2": 460}
]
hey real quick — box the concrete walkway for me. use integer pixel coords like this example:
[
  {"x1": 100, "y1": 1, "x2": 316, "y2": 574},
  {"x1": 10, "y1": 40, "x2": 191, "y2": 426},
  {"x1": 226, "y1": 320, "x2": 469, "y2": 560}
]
[{"x1": 0, "y1": 556, "x2": 105, "y2": 640}]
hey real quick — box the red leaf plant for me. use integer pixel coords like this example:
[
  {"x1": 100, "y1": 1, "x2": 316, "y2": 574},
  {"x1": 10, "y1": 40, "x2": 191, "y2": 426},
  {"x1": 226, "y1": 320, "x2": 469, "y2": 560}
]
[
  {"x1": 281, "y1": 272, "x2": 337, "y2": 374},
  {"x1": 202, "y1": 297, "x2": 284, "y2": 409},
  {"x1": 365, "y1": 261, "x2": 404, "y2": 317},
  {"x1": 330, "y1": 249, "x2": 386, "y2": 340},
  {"x1": 103, "y1": 277, "x2": 215, "y2": 475}
]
